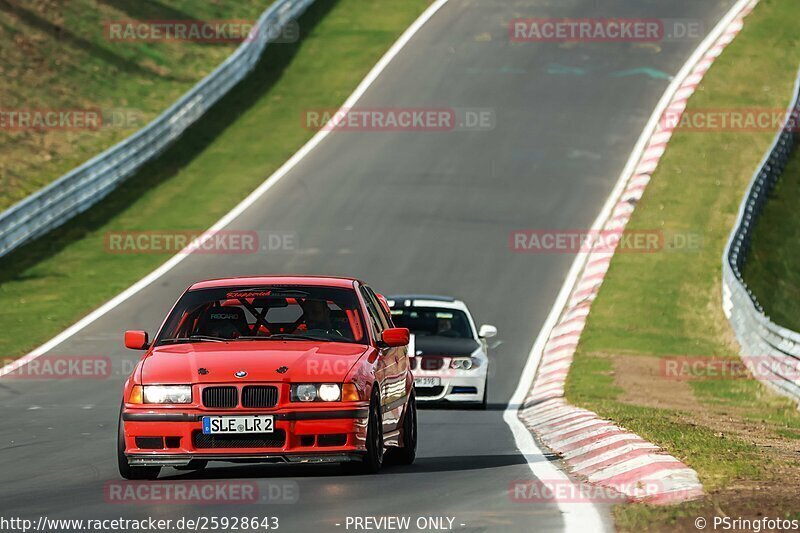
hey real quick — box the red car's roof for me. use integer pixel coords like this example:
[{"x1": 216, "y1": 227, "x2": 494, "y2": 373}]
[{"x1": 189, "y1": 275, "x2": 360, "y2": 291}]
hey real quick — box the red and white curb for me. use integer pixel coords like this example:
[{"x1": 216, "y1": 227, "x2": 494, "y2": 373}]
[{"x1": 517, "y1": 0, "x2": 758, "y2": 505}]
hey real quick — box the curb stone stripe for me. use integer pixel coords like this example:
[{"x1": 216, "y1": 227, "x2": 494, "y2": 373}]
[{"x1": 517, "y1": 0, "x2": 758, "y2": 505}]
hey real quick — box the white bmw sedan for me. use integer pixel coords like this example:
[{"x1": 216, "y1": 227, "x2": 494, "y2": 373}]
[{"x1": 386, "y1": 295, "x2": 496, "y2": 409}]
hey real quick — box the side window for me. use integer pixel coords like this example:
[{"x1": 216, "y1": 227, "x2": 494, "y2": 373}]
[
  {"x1": 359, "y1": 287, "x2": 385, "y2": 338},
  {"x1": 365, "y1": 287, "x2": 392, "y2": 329}
]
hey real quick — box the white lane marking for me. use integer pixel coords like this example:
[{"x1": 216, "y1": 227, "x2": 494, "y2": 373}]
[
  {"x1": 0, "y1": 0, "x2": 452, "y2": 379},
  {"x1": 504, "y1": 0, "x2": 756, "y2": 527}
]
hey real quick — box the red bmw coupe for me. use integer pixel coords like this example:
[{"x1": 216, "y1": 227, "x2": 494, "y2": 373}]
[{"x1": 117, "y1": 276, "x2": 416, "y2": 479}]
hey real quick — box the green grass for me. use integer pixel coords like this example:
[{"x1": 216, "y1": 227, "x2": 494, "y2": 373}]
[
  {"x1": 0, "y1": 0, "x2": 272, "y2": 210},
  {"x1": 567, "y1": 358, "x2": 765, "y2": 490},
  {"x1": 0, "y1": 0, "x2": 431, "y2": 360},
  {"x1": 561, "y1": 0, "x2": 800, "y2": 527},
  {"x1": 742, "y1": 151, "x2": 800, "y2": 330}
]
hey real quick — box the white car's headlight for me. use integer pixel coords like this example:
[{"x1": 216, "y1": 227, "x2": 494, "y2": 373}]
[{"x1": 143, "y1": 385, "x2": 192, "y2": 404}]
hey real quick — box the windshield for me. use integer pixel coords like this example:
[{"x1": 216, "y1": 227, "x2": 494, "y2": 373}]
[
  {"x1": 155, "y1": 285, "x2": 366, "y2": 345},
  {"x1": 390, "y1": 307, "x2": 473, "y2": 339}
]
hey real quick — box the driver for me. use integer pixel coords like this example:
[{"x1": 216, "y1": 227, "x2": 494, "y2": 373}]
[
  {"x1": 300, "y1": 299, "x2": 339, "y2": 334},
  {"x1": 436, "y1": 317, "x2": 459, "y2": 338}
]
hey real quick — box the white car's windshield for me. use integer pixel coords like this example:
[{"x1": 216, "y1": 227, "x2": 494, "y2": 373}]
[{"x1": 390, "y1": 307, "x2": 472, "y2": 339}]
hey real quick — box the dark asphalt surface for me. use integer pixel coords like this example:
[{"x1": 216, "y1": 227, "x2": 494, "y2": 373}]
[{"x1": 0, "y1": 0, "x2": 734, "y2": 531}]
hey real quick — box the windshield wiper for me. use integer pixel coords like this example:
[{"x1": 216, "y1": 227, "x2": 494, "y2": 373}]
[{"x1": 160, "y1": 335, "x2": 227, "y2": 344}]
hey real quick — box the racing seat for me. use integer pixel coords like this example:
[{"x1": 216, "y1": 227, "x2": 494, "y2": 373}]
[{"x1": 195, "y1": 306, "x2": 249, "y2": 339}]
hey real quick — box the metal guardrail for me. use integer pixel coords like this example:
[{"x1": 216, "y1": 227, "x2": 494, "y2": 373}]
[
  {"x1": 0, "y1": 0, "x2": 316, "y2": 258},
  {"x1": 722, "y1": 69, "x2": 800, "y2": 402}
]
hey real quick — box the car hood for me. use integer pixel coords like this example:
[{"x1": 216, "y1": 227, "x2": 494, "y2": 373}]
[
  {"x1": 413, "y1": 336, "x2": 479, "y2": 357},
  {"x1": 141, "y1": 341, "x2": 370, "y2": 384}
]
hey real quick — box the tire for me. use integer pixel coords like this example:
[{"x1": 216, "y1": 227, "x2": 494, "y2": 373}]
[
  {"x1": 117, "y1": 408, "x2": 161, "y2": 480},
  {"x1": 343, "y1": 390, "x2": 383, "y2": 474},
  {"x1": 388, "y1": 391, "x2": 417, "y2": 465},
  {"x1": 480, "y1": 380, "x2": 488, "y2": 410}
]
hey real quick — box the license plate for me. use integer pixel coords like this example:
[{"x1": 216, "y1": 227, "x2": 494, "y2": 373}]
[
  {"x1": 202, "y1": 415, "x2": 274, "y2": 435},
  {"x1": 414, "y1": 377, "x2": 441, "y2": 388}
]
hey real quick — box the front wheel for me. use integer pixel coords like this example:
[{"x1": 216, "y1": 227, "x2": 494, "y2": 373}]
[
  {"x1": 117, "y1": 410, "x2": 161, "y2": 480},
  {"x1": 343, "y1": 390, "x2": 383, "y2": 475},
  {"x1": 387, "y1": 391, "x2": 416, "y2": 465}
]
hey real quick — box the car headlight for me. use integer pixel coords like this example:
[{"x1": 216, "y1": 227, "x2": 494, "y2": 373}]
[
  {"x1": 293, "y1": 384, "x2": 318, "y2": 402},
  {"x1": 291, "y1": 383, "x2": 346, "y2": 402},
  {"x1": 450, "y1": 357, "x2": 478, "y2": 370},
  {"x1": 136, "y1": 385, "x2": 192, "y2": 404},
  {"x1": 319, "y1": 384, "x2": 341, "y2": 402}
]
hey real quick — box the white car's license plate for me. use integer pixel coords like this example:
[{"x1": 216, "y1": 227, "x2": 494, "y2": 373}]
[
  {"x1": 414, "y1": 377, "x2": 441, "y2": 388},
  {"x1": 202, "y1": 415, "x2": 274, "y2": 435}
]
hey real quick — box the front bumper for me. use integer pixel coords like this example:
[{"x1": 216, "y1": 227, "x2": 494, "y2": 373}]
[
  {"x1": 122, "y1": 405, "x2": 369, "y2": 466},
  {"x1": 414, "y1": 374, "x2": 487, "y2": 403},
  {"x1": 126, "y1": 453, "x2": 364, "y2": 468}
]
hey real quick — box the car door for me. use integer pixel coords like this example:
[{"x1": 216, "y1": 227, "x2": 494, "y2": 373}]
[{"x1": 360, "y1": 286, "x2": 405, "y2": 438}]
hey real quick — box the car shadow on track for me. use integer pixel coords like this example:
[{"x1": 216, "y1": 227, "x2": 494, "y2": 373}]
[
  {"x1": 158, "y1": 454, "x2": 531, "y2": 481},
  {"x1": 416, "y1": 402, "x2": 511, "y2": 411}
]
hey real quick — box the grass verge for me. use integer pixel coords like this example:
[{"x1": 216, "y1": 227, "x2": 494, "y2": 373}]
[
  {"x1": 0, "y1": 0, "x2": 269, "y2": 210},
  {"x1": 562, "y1": 0, "x2": 800, "y2": 529},
  {"x1": 0, "y1": 0, "x2": 430, "y2": 360},
  {"x1": 742, "y1": 148, "x2": 800, "y2": 330}
]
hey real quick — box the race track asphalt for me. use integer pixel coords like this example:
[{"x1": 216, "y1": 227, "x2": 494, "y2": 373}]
[{"x1": 0, "y1": 0, "x2": 734, "y2": 531}]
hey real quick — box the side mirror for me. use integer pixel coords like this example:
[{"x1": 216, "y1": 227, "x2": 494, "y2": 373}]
[
  {"x1": 381, "y1": 327, "x2": 410, "y2": 347},
  {"x1": 124, "y1": 330, "x2": 149, "y2": 350},
  {"x1": 478, "y1": 324, "x2": 497, "y2": 339}
]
